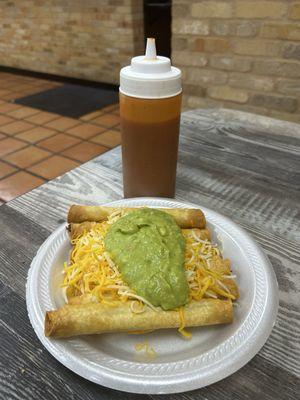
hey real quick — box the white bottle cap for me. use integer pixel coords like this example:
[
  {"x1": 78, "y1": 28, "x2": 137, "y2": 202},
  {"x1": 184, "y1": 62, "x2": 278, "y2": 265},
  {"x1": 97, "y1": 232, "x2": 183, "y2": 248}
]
[{"x1": 120, "y1": 38, "x2": 182, "y2": 99}]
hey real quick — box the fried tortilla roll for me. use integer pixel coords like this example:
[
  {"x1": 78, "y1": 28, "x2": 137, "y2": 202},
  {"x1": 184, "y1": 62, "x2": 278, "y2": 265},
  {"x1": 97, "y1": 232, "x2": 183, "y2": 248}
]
[
  {"x1": 68, "y1": 294, "x2": 98, "y2": 305},
  {"x1": 45, "y1": 299, "x2": 232, "y2": 338},
  {"x1": 68, "y1": 221, "x2": 98, "y2": 239},
  {"x1": 68, "y1": 205, "x2": 206, "y2": 229},
  {"x1": 68, "y1": 222, "x2": 211, "y2": 242},
  {"x1": 209, "y1": 256, "x2": 239, "y2": 299}
]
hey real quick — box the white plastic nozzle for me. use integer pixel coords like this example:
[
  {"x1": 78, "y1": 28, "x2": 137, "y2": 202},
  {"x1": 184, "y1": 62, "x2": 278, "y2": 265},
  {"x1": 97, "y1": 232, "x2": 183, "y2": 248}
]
[
  {"x1": 145, "y1": 38, "x2": 157, "y2": 60},
  {"x1": 120, "y1": 38, "x2": 182, "y2": 99}
]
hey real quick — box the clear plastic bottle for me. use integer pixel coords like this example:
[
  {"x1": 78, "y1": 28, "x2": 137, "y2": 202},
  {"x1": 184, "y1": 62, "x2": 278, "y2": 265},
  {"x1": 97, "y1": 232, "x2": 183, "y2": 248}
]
[{"x1": 119, "y1": 38, "x2": 182, "y2": 198}]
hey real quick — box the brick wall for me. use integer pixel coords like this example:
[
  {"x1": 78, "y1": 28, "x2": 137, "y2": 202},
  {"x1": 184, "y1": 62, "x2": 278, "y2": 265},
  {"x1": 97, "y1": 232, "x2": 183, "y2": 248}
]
[
  {"x1": 172, "y1": 1, "x2": 300, "y2": 123},
  {"x1": 0, "y1": 0, "x2": 144, "y2": 85}
]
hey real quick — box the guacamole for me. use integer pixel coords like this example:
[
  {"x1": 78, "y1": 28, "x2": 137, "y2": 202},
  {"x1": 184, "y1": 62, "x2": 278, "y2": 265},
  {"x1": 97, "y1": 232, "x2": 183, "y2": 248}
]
[{"x1": 104, "y1": 208, "x2": 188, "y2": 310}]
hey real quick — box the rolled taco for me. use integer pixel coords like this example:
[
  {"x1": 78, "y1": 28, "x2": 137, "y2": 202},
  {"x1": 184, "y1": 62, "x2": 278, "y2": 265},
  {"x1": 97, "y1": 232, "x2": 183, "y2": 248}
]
[
  {"x1": 68, "y1": 221, "x2": 211, "y2": 242},
  {"x1": 45, "y1": 299, "x2": 232, "y2": 338},
  {"x1": 68, "y1": 205, "x2": 206, "y2": 229}
]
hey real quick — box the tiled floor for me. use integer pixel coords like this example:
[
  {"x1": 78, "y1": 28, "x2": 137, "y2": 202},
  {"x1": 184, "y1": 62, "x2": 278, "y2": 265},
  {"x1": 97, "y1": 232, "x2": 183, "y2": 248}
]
[{"x1": 0, "y1": 72, "x2": 121, "y2": 203}]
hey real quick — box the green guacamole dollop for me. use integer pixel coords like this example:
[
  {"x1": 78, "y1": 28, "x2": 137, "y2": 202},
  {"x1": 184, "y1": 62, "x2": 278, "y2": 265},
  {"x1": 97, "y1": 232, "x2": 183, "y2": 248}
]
[{"x1": 104, "y1": 208, "x2": 188, "y2": 310}]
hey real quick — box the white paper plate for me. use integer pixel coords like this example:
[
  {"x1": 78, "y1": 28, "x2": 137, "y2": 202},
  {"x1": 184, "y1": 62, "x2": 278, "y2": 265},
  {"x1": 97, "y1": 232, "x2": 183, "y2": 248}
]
[{"x1": 26, "y1": 197, "x2": 278, "y2": 394}]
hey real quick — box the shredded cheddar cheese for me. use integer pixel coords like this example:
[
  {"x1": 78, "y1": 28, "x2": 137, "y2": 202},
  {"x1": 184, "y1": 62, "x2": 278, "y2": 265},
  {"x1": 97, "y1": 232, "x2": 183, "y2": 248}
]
[
  {"x1": 182, "y1": 230, "x2": 235, "y2": 302},
  {"x1": 178, "y1": 307, "x2": 192, "y2": 339},
  {"x1": 134, "y1": 341, "x2": 156, "y2": 358},
  {"x1": 62, "y1": 211, "x2": 236, "y2": 338},
  {"x1": 62, "y1": 214, "x2": 157, "y2": 310}
]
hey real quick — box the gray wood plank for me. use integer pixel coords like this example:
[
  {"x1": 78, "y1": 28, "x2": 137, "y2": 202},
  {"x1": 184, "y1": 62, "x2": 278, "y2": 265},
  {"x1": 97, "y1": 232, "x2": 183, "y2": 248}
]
[
  {"x1": 0, "y1": 281, "x2": 149, "y2": 400},
  {"x1": 185, "y1": 109, "x2": 300, "y2": 139},
  {"x1": 8, "y1": 150, "x2": 300, "y2": 242},
  {"x1": 8, "y1": 163, "x2": 123, "y2": 231},
  {"x1": 150, "y1": 356, "x2": 299, "y2": 400},
  {"x1": 0, "y1": 273, "x2": 299, "y2": 400},
  {"x1": 0, "y1": 205, "x2": 51, "y2": 298}
]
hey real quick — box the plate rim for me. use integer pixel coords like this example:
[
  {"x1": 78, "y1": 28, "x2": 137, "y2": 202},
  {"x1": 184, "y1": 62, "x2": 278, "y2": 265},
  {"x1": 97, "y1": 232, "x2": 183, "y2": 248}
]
[{"x1": 26, "y1": 197, "x2": 279, "y2": 394}]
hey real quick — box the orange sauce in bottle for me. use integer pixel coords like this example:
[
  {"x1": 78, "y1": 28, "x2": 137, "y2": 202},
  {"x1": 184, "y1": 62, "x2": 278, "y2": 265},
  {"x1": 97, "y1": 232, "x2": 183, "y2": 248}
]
[{"x1": 120, "y1": 93, "x2": 182, "y2": 198}]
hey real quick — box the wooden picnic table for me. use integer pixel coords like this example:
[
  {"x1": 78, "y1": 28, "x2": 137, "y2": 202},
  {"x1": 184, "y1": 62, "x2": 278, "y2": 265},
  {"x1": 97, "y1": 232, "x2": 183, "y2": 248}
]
[{"x1": 0, "y1": 108, "x2": 299, "y2": 400}]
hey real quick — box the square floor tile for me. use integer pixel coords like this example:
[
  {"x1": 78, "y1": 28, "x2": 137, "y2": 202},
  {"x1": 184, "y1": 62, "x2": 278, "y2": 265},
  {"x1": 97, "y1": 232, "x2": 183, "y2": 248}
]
[
  {"x1": 35, "y1": 81, "x2": 53, "y2": 86},
  {"x1": 90, "y1": 129, "x2": 121, "y2": 148},
  {"x1": 1, "y1": 92, "x2": 22, "y2": 101},
  {"x1": 0, "y1": 81, "x2": 17, "y2": 90},
  {"x1": 66, "y1": 123, "x2": 106, "y2": 139},
  {"x1": 0, "y1": 72, "x2": 14, "y2": 78},
  {"x1": 92, "y1": 114, "x2": 120, "y2": 127},
  {"x1": 19, "y1": 88, "x2": 45, "y2": 96},
  {"x1": 0, "y1": 137, "x2": 27, "y2": 157},
  {"x1": 4, "y1": 83, "x2": 25, "y2": 90},
  {"x1": 0, "y1": 115, "x2": 14, "y2": 126},
  {"x1": 8, "y1": 106, "x2": 40, "y2": 119},
  {"x1": 101, "y1": 104, "x2": 118, "y2": 113},
  {"x1": 14, "y1": 83, "x2": 35, "y2": 91},
  {"x1": 0, "y1": 171, "x2": 45, "y2": 202},
  {"x1": 29, "y1": 78, "x2": 53, "y2": 85},
  {"x1": 4, "y1": 146, "x2": 51, "y2": 168},
  {"x1": 113, "y1": 124, "x2": 120, "y2": 131},
  {"x1": 0, "y1": 89, "x2": 11, "y2": 97},
  {"x1": 25, "y1": 111, "x2": 60, "y2": 124},
  {"x1": 16, "y1": 126, "x2": 57, "y2": 143},
  {"x1": 0, "y1": 160, "x2": 17, "y2": 179},
  {"x1": 45, "y1": 117, "x2": 80, "y2": 131},
  {"x1": 5, "y1": 86, "x2": 23, "y2": 93},
  {"x1": 1, "y1": 120, "x2": 35, "y2": 135},
  {"x1": 0, "y1": 102, "x2": 21, "y2": 113},
  {"x1": 31, "y1": 78, "x2": 59, "y2": 86},
  {"x1": 37, "y1": 133, "x2": 81, "y2": 152},
  {"x1": 27, "y1": 155, "x2": 79, "y2": 180},
  {"x1": 80, "y1": 110, "x2": 103, "y2": 122},
  {"x1": 61, "y1": 142, "x2": 108, "y2": 162}
]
